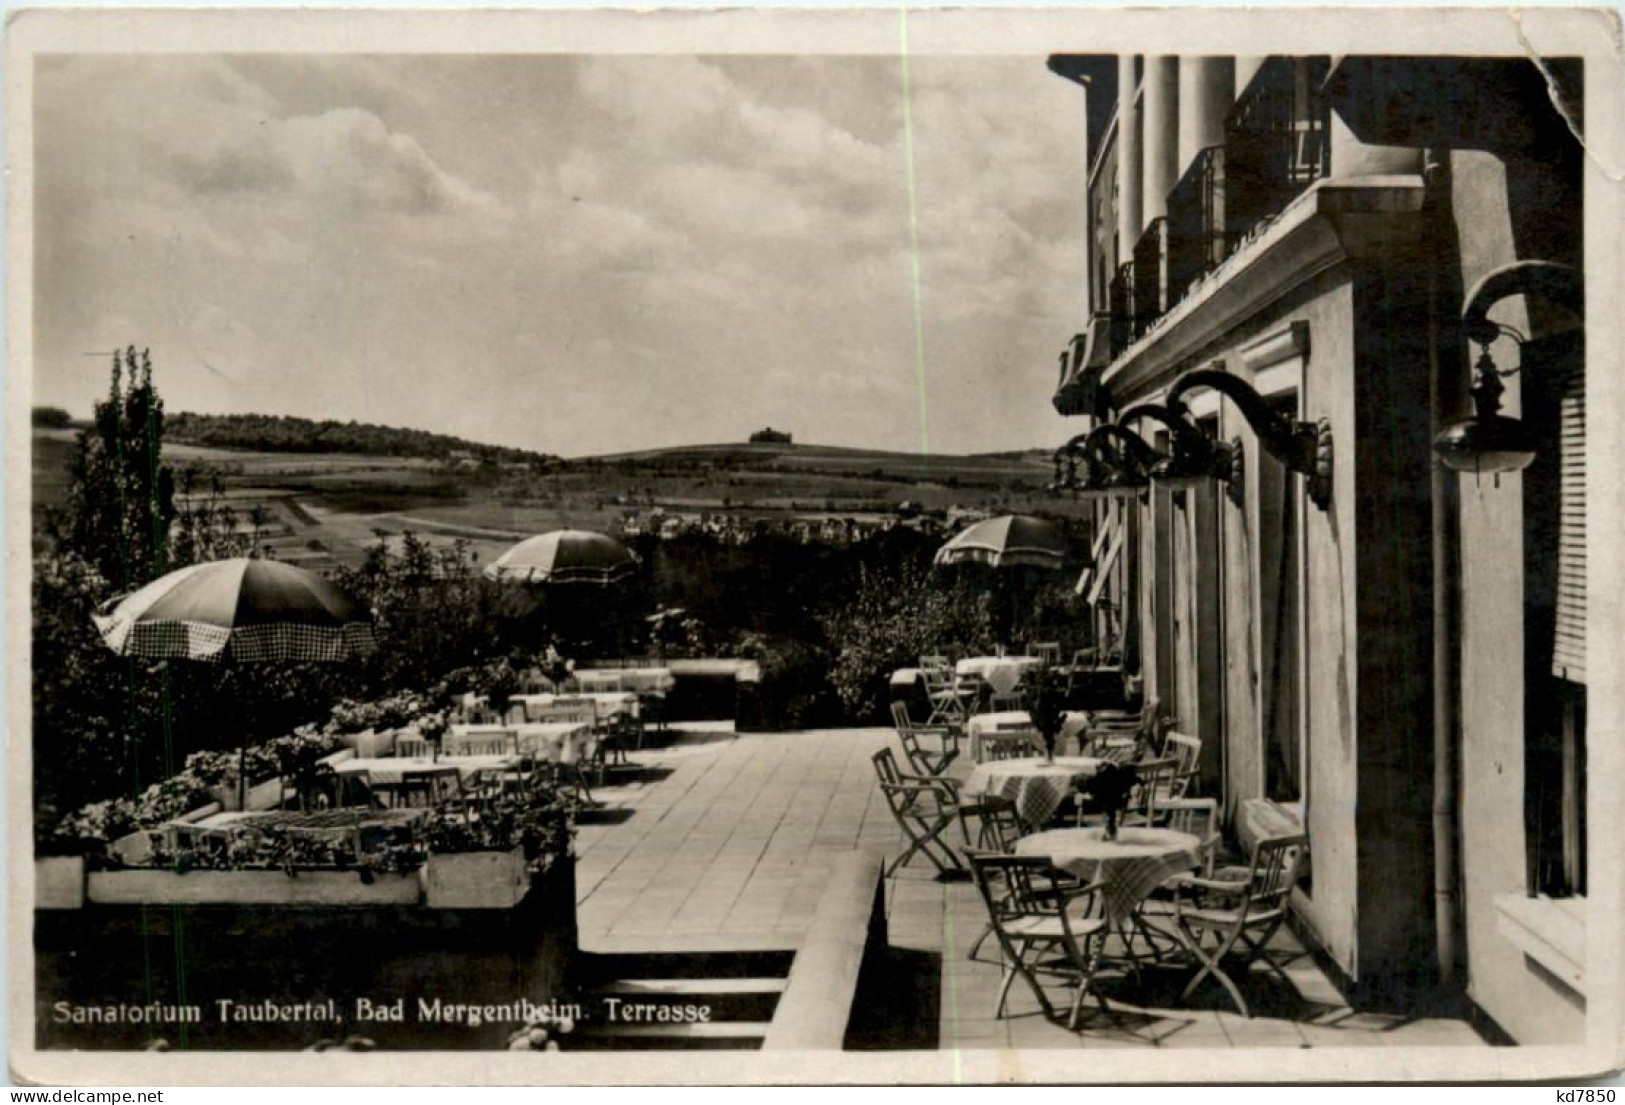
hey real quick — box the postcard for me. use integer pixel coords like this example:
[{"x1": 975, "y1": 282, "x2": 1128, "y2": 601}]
[{"x1": 8, "y1": 5, "x2": 1623, "y2": 1086}]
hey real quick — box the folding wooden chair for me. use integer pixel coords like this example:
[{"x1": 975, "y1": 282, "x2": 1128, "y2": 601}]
[
  {"x1": 394, "y1": 736, "x2": 431, "y2": 758},
  {"x1": 444, "y1": 727, "x2": 519, "y2": 757},
  {"x1": 1164, "y1": 732, "x2": 1202, "y2": 797},
  {"x1": 1029, "y1": 641, "x2": 1063, "y2": 665},
  {"x1": 1169, "y1": 833, "x2": 1308, "y2": 1017},
  {"x1": 921, "y1": 663, "x2": 976, "y2": 728},
  {"x1": 1163, "y1": 796, "x2": 1223, "y2": 876},
  {"x1": 872, "y1": 747, "x2": 962, "y2": 877},
  {"x1": 960, "y1": 800, "x2": 1028, "y2": 962},
  {"x1": 968, "y1": 854, "x2": 1111, "y2": 1029},
  {"x1": 891, "y1": 701, "x2": 958, "y2": 776}
]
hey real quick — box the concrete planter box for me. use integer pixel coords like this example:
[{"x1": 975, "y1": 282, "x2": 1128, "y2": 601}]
[
  {"x1": 86, "y1": 867, "x2": 422, "y2": 907},
  {"x1": 36, "y1": 857, "x2": 85, "y2": 910},
  {"x1": 38, "y1": 854, "x2": 577, "y2": 1050},
  {"x1": 425, "y1": 847, "x2": 528, "y2": 910}
]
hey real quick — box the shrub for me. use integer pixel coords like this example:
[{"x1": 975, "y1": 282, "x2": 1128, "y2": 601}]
[
  {"x1": 737, "y1": 632, "x2": 836, "y2": 731},
  {"x1": 819, "y1": 560, "x2": 993, "y2": 724}
]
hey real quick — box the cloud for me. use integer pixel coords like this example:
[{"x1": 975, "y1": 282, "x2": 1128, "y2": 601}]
[{"x1": 33, "y1": 53, "x2": 1085, "y2": 458}]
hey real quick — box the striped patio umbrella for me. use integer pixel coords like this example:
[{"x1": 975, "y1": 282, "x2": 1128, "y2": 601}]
[
  {"x1": 93, "y1": 558, "x2": 376, "y2": 662},
  {"x1": 484, "y1": 529, "x2": 638, "y2": 586},
  {"x1": 934, "y1": 514, "x2": 1069, "y2": 571}
]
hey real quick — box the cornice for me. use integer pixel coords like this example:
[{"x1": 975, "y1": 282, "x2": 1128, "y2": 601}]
[{"x1": 1102, "y1": 176, "x2": 1426, "y2": 402}]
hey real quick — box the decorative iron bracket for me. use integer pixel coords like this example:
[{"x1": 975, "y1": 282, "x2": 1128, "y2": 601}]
[{"x1": 1167, "y1": 369, "x2": 1333, "y2": 511}]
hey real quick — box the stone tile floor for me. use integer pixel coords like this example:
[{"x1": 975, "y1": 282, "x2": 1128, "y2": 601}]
[{"x1": 575, "y1": 724, "x2": 1486, "y2": 1050}]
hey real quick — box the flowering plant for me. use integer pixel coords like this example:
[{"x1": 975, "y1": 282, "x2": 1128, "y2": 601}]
[
  {"x1": 1076, "y1": 762, "x2": 1140, "y2": 840},
  {"x1": 1019, "y1": 663, "x2": 1071, "y2": 759},
  {"x1": 421, "y1": 793, "x2": 574, "y2": 871},
  {"x1": 327, "y1": 691, "x2": 429, "y2": 734},
  {"x1": 539, "y1": 644, "x2": 575, "y2": 690}
]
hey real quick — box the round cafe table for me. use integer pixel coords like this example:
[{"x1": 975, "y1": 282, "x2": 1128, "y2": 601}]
[
  {"x1": 964, "y1": 712, "x2": 1095, "y2": 761},
  {"x1": 956, "y1": 655, "x2": 1041, "y2": 697},
  {"x1": 1015, "y1": 826, "x2": 1205, "y2": 927},
  {"x1": 961, "y1": 756, "x2": 1103, "y2": 829}
]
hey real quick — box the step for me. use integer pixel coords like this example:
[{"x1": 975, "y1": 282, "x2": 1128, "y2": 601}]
[
  {"x1": 578, "y1": 1021, "x2": 773, "y2": 1041},
  {"x1": 585, "y1": 976, "x2": 784, "y2": 1023},
  {"x1": 592, "y1": 977, "x2": 788, "y2": 997},
  {"x1": 576, "y1": 949, "x2": 795, "y2": 980}
]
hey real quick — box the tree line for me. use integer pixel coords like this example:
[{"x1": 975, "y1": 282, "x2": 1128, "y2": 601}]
[{"x1": 164, "y1": 411, "x2": 556, "y2": 466}]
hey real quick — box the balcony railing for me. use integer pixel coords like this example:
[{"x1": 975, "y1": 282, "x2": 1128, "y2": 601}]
[
  {"x1": 1131, "y1": 218, "x2": 1170, "y2": 341},
  {"x1": 1165, "y1": 144, "x2": 1228, "y2": 305},
  {"x1": 1225, "y1": 56, "x2": 1331, "y2": 241},
  {"x1": 1108, "y1": 262, "x2": 1134, "y2": 358},
  {"x1": 1090, "y1": 58, "x2": 1332, "y2": 362}
]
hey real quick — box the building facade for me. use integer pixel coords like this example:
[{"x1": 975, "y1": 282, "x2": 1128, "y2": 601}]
[{"x1": 1047, "y1": 54, "x2": 1587, "y2": 1042}]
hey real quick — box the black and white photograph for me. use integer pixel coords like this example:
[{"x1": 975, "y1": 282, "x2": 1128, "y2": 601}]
[{"x1": 7, "y1": 7, "x2": 1623, "y2": 1086}]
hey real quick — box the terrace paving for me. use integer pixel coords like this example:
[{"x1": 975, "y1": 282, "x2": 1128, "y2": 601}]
[{"x1": 575, "y1": 725, "x2": 1487, "y2": 1050}]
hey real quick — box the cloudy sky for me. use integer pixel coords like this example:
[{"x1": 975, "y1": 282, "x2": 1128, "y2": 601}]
[{"x1": 34, "y1": 53, "x2": 1089, "y2": 457}]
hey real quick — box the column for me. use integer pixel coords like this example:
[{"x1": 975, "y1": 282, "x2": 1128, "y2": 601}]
[
  {"x1": 1141, "y1": 56, "x2": 1179, "y2": 227},
  {"x1": 1178, "y1": 56, "x2": 1235, "y2": 174},
  {"x1": 1234, "y1": 56, "x2": 1266, "y2": 99},
  {"x1": 1116, "y1": 54, "x2": 1143, "y2": 261}
]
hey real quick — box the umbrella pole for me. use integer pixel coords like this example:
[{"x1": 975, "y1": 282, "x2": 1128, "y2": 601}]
[{"x1": 238, "y1": 744, "x2": 247, "y2": 811}]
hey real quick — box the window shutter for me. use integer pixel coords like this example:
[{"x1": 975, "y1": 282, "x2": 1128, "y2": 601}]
[
  {"x1": 1075, "y1": 515, "x2": 1115, "y2": 596},
  {"x1": 1088, "y1": 522, "x2": 1124, "y2": 607},
  {"x1": 1553, "y1": 371, "x2": 1585, "y2": 683}
]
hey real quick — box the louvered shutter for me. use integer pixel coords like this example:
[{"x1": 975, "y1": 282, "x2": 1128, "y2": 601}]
[{"x1": 1553, "y1": 369, "x2": 1585, "y2": 683}]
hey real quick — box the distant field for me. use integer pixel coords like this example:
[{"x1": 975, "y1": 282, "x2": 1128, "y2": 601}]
[{"x1": 32, "y1": 429, "x2": 1054, "y2": 569}]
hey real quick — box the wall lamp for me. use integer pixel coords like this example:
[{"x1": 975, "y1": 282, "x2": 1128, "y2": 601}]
[
  {"x1": 1116, "y1": 402, "x2": 1241, "y2": 503},
  {"x1": 1084, "y1": 424, "x2": 1160, "y2": 491},
  {"x1": 1050, "y1": 425, "x2": 1157, "y2": 498},
  {"x1": 1165, "y1": 370, "x2": 1334, "y2": 511},
  {"x1": 1049, "y1": 433, "x2": 1091, "y2": 493},
  {"x1": 1433, "y1": 260, "x2": 1583, "y2": 476}
]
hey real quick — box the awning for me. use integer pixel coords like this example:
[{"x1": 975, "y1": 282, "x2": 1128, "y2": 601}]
[{"x1": 1052, "y1": 314, "x2": 1115, "y2": 418}]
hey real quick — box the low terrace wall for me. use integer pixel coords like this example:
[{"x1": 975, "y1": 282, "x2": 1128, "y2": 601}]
[{"x1": 34, "y1": 856, "x2": 576, "y2": 1051}]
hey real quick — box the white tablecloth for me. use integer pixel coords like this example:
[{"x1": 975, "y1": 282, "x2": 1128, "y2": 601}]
[
  {"x1": 1015, "y1": 826, "x2": 1204, "y2": 926},
  {"x1": 336, "y1": 757, "x2": 496, "y2": 787},
  {"x1": 574, "y1": 667, "x2": 675, "y2": 694},
  {"x1": 956, "y1": 655, "x2": 1042, "y2": 696},
  {"x1": 513, "y1": 692, "x2": 639, "y2": 721},
  {"x1": 961, "y1": 756, "x2": 1103, "y2": 828}
]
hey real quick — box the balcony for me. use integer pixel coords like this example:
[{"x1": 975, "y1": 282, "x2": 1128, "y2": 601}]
[
  {"x1": 1092, "y1": 58, "x2": 1332, "y2": 366},
  {"x1": 1224, "y1": 56, "x2": 1332, "y2": 241},
  {"x1": 1166, "y1": 144, "x2": 1228, "y2": 305}
]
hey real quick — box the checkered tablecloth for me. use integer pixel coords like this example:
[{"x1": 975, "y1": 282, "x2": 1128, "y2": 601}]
[
  {"x1": 964, "y1": 712, "x2": 1095, "y2": 761},
  {"x1": 1015, "y1": 826, "x2": 1205, "y2": 926},
  {"x1": 961, "y1": 756, "x2": 1103, "y2": 827},
  {"x1": 955, "y1": 656, "x2": 1042, "y2": 696}
]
